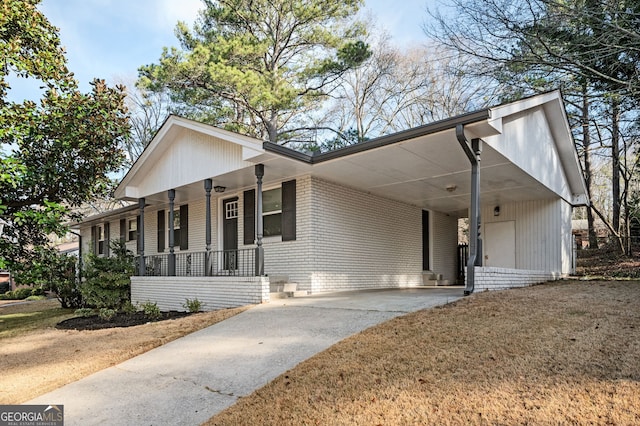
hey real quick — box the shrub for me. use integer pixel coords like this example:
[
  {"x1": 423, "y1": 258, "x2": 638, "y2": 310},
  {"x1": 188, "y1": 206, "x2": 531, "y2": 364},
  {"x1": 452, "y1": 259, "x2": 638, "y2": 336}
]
[
  {"x1": 48, "y1": 254, "x2": 83, "y2": 309},
  {"x1": 81, "y1": 240, "x2": 135, "y2": 311},
  {"x1": 183, "y1": 298, "x2": 204, "y2": 313},
  {"x1": 7, "y1": 287, "x2": 33, "y2": 300},
  {"x1": 74, "y1": 308, "x2": 95, "y2": 317},
  {"x1": 140, "y1": 301, "x2": 161, "y2": 321},
  {"x1": 122, "y1": 300, "x2": 137, "y2": 315},
  {"x1": 9, "y1": 246, "x2": 83, "y2": 308},
  {"x1": 98, "y1": 308, "x2": 117, "y2": 321}
]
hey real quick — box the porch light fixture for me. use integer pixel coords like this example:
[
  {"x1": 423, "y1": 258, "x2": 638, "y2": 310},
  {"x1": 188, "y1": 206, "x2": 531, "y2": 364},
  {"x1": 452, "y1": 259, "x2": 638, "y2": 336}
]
[
  {"x1": 494, "y1": 205, "x2": 500, "y2": 216},
  {"x1": 445, "y1": 184, "x2": 457, "y2": 192},
  {"x1": 214, "y1": 185, "x2": 226, "y2": 193}
]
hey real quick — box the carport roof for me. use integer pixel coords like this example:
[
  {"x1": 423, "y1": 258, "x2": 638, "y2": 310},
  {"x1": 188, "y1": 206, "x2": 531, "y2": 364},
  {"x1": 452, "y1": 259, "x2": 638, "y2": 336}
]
[
  {"x1": 246, "y1": 90, "x2": 587, "y2": 214},
  {"x1": 113, "y1": 90, "x2": 587, "y2": 216}
]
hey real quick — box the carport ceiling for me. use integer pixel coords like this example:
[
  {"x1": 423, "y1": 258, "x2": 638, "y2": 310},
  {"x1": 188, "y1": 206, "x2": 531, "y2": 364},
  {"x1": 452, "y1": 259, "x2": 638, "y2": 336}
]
[{"x1": 259, "y1": 127, "x2": 557, "y2": 216}]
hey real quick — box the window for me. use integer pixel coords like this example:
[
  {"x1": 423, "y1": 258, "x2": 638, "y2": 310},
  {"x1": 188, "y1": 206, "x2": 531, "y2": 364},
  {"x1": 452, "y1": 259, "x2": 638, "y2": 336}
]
[
  {"x1": 225, "y1": 200, "x2": 239, "y2": 219},
  {"x1": 157, "y1": 205, "x2": 188, "y2": 252},
  {"x1": 97, "y1": 225, "x2": 105, "y2": 255},
  {"x1": 262, "y1": 187, "x2": 282, "y2": 237},
  {"x1": 170, "y1": 209, "x2": 182, "y2": 248},
  {"x1": 243, "y1": 180, "x2": 295, "y2": 244},
  {"x1": 128, "y1": 219, "x2": 137, "y2": 241}
]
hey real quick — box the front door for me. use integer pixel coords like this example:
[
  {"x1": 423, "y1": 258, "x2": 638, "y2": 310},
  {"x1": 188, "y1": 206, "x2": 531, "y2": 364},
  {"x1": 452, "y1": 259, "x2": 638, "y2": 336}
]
[
  {"x1": 223, "y1": 197, "x2": 238, "y2": 270},
  {"x1": 484, "y1": 221, "x2": 516, "y2": 268}
]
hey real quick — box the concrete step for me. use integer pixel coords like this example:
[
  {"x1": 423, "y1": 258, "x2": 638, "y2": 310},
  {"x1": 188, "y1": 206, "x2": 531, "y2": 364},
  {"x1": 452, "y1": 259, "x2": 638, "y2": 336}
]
[
  {"x1": 269, "y1": 282, "x2": 307, "y2": 298},
  {"x1": 270, "y1": 290, "x2": 308, "y2": 299},
  {"x1": 423, "y1": 279, "x2": 451, "y2": 286}
]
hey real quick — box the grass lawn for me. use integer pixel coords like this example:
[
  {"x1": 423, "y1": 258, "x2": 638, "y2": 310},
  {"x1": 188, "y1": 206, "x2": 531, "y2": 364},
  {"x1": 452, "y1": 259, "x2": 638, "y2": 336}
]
[
  {"x1": 0, "y1": 299, "x2": 74, "y2": 339},
  {"x1": 0, "y1": 300, "x2": 247, "y2": 404},
  {"x1": 206, "y1": 280, "x2": 640, "y2": 425}
]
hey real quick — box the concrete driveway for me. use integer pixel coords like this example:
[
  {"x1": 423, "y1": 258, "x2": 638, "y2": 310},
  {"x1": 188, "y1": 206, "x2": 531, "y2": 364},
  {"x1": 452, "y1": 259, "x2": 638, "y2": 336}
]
[{"x1": 29, "y1": 287, "x2": 463, "y2": 425}]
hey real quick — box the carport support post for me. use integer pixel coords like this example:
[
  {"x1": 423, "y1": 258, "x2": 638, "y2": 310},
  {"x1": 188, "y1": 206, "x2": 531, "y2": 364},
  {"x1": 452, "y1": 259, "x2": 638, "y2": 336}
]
[
  {"x1": 138, "y1": 198, "x2": 145, "y2": 276},
  {"x1": 204, "y1": 179, "x2": 212, "y2": 276},
  {"x1": 456, "y1": 124, "x2": 482, "y2": 296},
  {"x1": 168, "y1": 189, "x2": 176, "y2": 276},
  {"x1": 255, "y1": 164, "x2": 265, "y2": 276}
]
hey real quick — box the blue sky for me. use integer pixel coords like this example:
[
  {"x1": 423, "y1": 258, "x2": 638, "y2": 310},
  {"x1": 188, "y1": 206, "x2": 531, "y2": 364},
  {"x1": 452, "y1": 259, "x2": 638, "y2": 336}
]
[{"x1": 7, "y1": 0, "x2": 432, "y2": 102}]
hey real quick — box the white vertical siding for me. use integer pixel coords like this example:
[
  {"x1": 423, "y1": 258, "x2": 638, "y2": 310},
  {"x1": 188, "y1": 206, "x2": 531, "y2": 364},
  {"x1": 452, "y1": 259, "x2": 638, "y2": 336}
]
[
  {"x1": 136, "y1": 128, "x2": 253, "y2": 198},
  {"x1": 481, "y1": 198, "x2": 563, "y2": 273},
  {"x1": 430, "y1": 211, "x2": 458, "y2": 282},
  {"x1": 486, "y1": 107, "x2": 572, "y2": 201},
  {"x1": 561, "y1": 200, "x2": 573, "y2": 274}
]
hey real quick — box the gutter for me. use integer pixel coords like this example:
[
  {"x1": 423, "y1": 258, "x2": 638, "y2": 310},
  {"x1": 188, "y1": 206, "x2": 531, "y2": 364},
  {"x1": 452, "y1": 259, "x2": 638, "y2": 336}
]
[{"x1": 263, "y1": 108, "x2": 491, "y2": 164}]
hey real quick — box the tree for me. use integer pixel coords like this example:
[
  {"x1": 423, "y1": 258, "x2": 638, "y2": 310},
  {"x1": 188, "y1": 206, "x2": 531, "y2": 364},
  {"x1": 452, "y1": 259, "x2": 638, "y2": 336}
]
[
  {"x1": 426, "y1": 0, "x2": 640, "y2": 253},
  {"x1": 0, "y1": 0, "x2": 130, "y2": 272},
  {"x1": 316, "y1": 32, "x2": 491, "y2": 148},
  {"x1": 120, "y1": 79, "x2": 172, "y2": 165},
  {"x1": 138, "y1": 0, "x2": 370, "y2": 143}
]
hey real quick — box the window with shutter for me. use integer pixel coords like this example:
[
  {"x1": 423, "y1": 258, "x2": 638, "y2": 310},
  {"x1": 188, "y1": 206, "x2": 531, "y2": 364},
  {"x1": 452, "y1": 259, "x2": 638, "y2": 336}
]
[{"x1": 262, "y1": 188, "x2": 282, "y2": 237}]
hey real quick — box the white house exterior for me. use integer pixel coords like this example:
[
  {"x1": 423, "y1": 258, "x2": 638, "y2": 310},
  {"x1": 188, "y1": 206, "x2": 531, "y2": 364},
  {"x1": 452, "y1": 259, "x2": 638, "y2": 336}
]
[{"x1": 75, "y1": 91, "x2": 588, "y2": 311}]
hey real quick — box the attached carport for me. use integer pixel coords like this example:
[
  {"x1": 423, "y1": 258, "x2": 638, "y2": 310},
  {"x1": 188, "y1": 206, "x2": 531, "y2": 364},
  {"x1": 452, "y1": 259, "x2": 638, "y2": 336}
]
[{"x1": 223, "y1": 90, "x2": 587, "y2": 293}]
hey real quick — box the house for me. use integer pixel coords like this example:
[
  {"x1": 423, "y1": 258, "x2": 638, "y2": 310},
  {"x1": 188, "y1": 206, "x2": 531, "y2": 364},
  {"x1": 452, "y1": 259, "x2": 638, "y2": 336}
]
[{"x1": 74, "y1": 91, "x2": 588, "y2": 311}]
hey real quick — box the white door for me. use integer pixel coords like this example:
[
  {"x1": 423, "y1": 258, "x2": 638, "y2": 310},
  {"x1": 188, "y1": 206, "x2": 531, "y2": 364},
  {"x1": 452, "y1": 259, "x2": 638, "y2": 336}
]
[{"x1": 484, "y1": 221, "x2": 516, "y2": 268}]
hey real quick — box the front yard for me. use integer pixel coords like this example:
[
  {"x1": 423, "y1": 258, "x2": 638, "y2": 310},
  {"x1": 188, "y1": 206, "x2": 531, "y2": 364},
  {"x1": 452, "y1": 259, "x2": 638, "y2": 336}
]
[
  {"x1": 207, "y1": 280, "x2": 640, "y2": 425},
  {"x1": 0, "y1": 300, "x2": 247, "y2": 404}
]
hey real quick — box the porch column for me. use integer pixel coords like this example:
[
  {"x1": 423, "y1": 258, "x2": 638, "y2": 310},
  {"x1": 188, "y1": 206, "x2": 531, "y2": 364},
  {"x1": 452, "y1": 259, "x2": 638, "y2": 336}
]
[
  {"x1": 168, "y1": 189, "x2": 176, "y2": 276},
  {"x1": 138, "y1": 198, "x2": 145, "y2": 276},
  {"x1": 255, "y1": 164, "x2": 264, "y2": 276},
  {"x1": 204, "y1": 178, "x2": 212, "y2": 276},
  {"x1": 456, "y1": 124, "x2": 482, "y2": 296}
]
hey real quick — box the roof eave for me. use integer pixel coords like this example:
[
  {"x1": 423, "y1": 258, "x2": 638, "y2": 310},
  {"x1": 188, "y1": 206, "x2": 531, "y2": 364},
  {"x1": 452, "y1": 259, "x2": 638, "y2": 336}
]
[{"x1": 263, "y1": 108, "x2": 492, "y2": 164}]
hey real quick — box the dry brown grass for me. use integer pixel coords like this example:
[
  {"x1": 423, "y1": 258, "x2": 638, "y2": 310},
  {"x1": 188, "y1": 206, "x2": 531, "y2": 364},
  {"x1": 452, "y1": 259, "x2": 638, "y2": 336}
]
[
  {"x1": 0, "y1": 300, "x2": 247, "y2": 404},
  {"x1": 207, "y1": 280, "x2": 640, "y2": 425}
]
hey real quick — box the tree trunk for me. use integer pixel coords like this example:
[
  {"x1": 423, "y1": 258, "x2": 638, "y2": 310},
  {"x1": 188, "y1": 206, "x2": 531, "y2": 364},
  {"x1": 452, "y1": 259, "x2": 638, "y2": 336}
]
[
  {"x1": 581, "y1": 85, "x2": 598, "y2": 248},
  {"x1": 611, "y1": 96, "x2": 621, "y2": 237}
]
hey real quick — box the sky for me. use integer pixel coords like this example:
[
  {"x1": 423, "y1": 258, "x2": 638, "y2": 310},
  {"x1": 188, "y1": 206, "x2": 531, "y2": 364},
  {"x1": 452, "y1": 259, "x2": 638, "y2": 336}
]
[{"x1": 7, "y1": 0, "x2": 434, "y2": 102}]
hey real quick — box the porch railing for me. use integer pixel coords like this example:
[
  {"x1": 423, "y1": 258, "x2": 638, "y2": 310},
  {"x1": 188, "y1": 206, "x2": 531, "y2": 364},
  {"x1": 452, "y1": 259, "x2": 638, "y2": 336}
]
[
  {"x1": 457, "y1": 244, "x2": 469, "y2": 283},
  {"x1": 136, "y1": 249, "x2": 256, "y2": 277}
]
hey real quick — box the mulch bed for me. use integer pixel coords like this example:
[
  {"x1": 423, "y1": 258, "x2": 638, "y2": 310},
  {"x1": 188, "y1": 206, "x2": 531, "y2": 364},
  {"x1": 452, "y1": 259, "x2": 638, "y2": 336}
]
[{"x1": 56, "y1": 311, "x2": 191, "y2": 330}]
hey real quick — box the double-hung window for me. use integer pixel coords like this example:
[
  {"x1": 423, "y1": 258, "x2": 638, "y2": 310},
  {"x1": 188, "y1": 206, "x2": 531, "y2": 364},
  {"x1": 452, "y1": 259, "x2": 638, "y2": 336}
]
[
  {"x1": 97, "y1": 225, "x2": 105, "y2": 255},
  {"x1": 262, "y1": 187, "x2": 282, "y2": 237},
  {"x1": 128, "y1": 219, "x2": 137, "y2": 241},
  {"x1": 170, "y1": 209, "x2": 182, "y2": 248}
]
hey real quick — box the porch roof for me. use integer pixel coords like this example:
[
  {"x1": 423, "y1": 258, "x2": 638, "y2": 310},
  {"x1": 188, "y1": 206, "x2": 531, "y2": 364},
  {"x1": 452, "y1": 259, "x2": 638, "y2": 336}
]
[{"x1": 114, "y1": 90, "x2": 587, "y2": 216}]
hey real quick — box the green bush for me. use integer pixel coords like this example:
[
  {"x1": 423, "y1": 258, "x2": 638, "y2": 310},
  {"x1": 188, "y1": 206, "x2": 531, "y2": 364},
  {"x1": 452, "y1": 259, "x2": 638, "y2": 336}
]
[
  {"x1": 140, "y1": 301, "x2": 161, "y2": 321},
  {"x1": 48, "y1": 254, "x2": 83, "y2": 309},
  {"x1": 183, "y1": 298, "x2": 204, "y2": 313},
  {"x1": 6, "y1": 287, "x2": 33, "y2": 300},
  {"x1": 81, "y1": 240, "x2": 135, "y2": 311},
  {"x1": 74, "y1": 308, "x2": 95, "y2": 317},
  {"x1": 9, "y1": 246, "x2": 83, "y2": 308},
  {"x1": 98, "y1": 308, "x2": 117, "y2": 321},
  {"x1": 122, "y1": 300, "x2": 137, "y2": 315}
]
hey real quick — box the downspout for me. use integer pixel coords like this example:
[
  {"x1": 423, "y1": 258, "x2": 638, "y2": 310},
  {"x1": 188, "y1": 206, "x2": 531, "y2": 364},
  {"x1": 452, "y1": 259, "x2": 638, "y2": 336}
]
[
  {"x1": 68, "y1": 230, "x2": 82, "y2": 283},
  {"x1": 456, "y1": 124, "x2": 482, "y2": 296}
]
